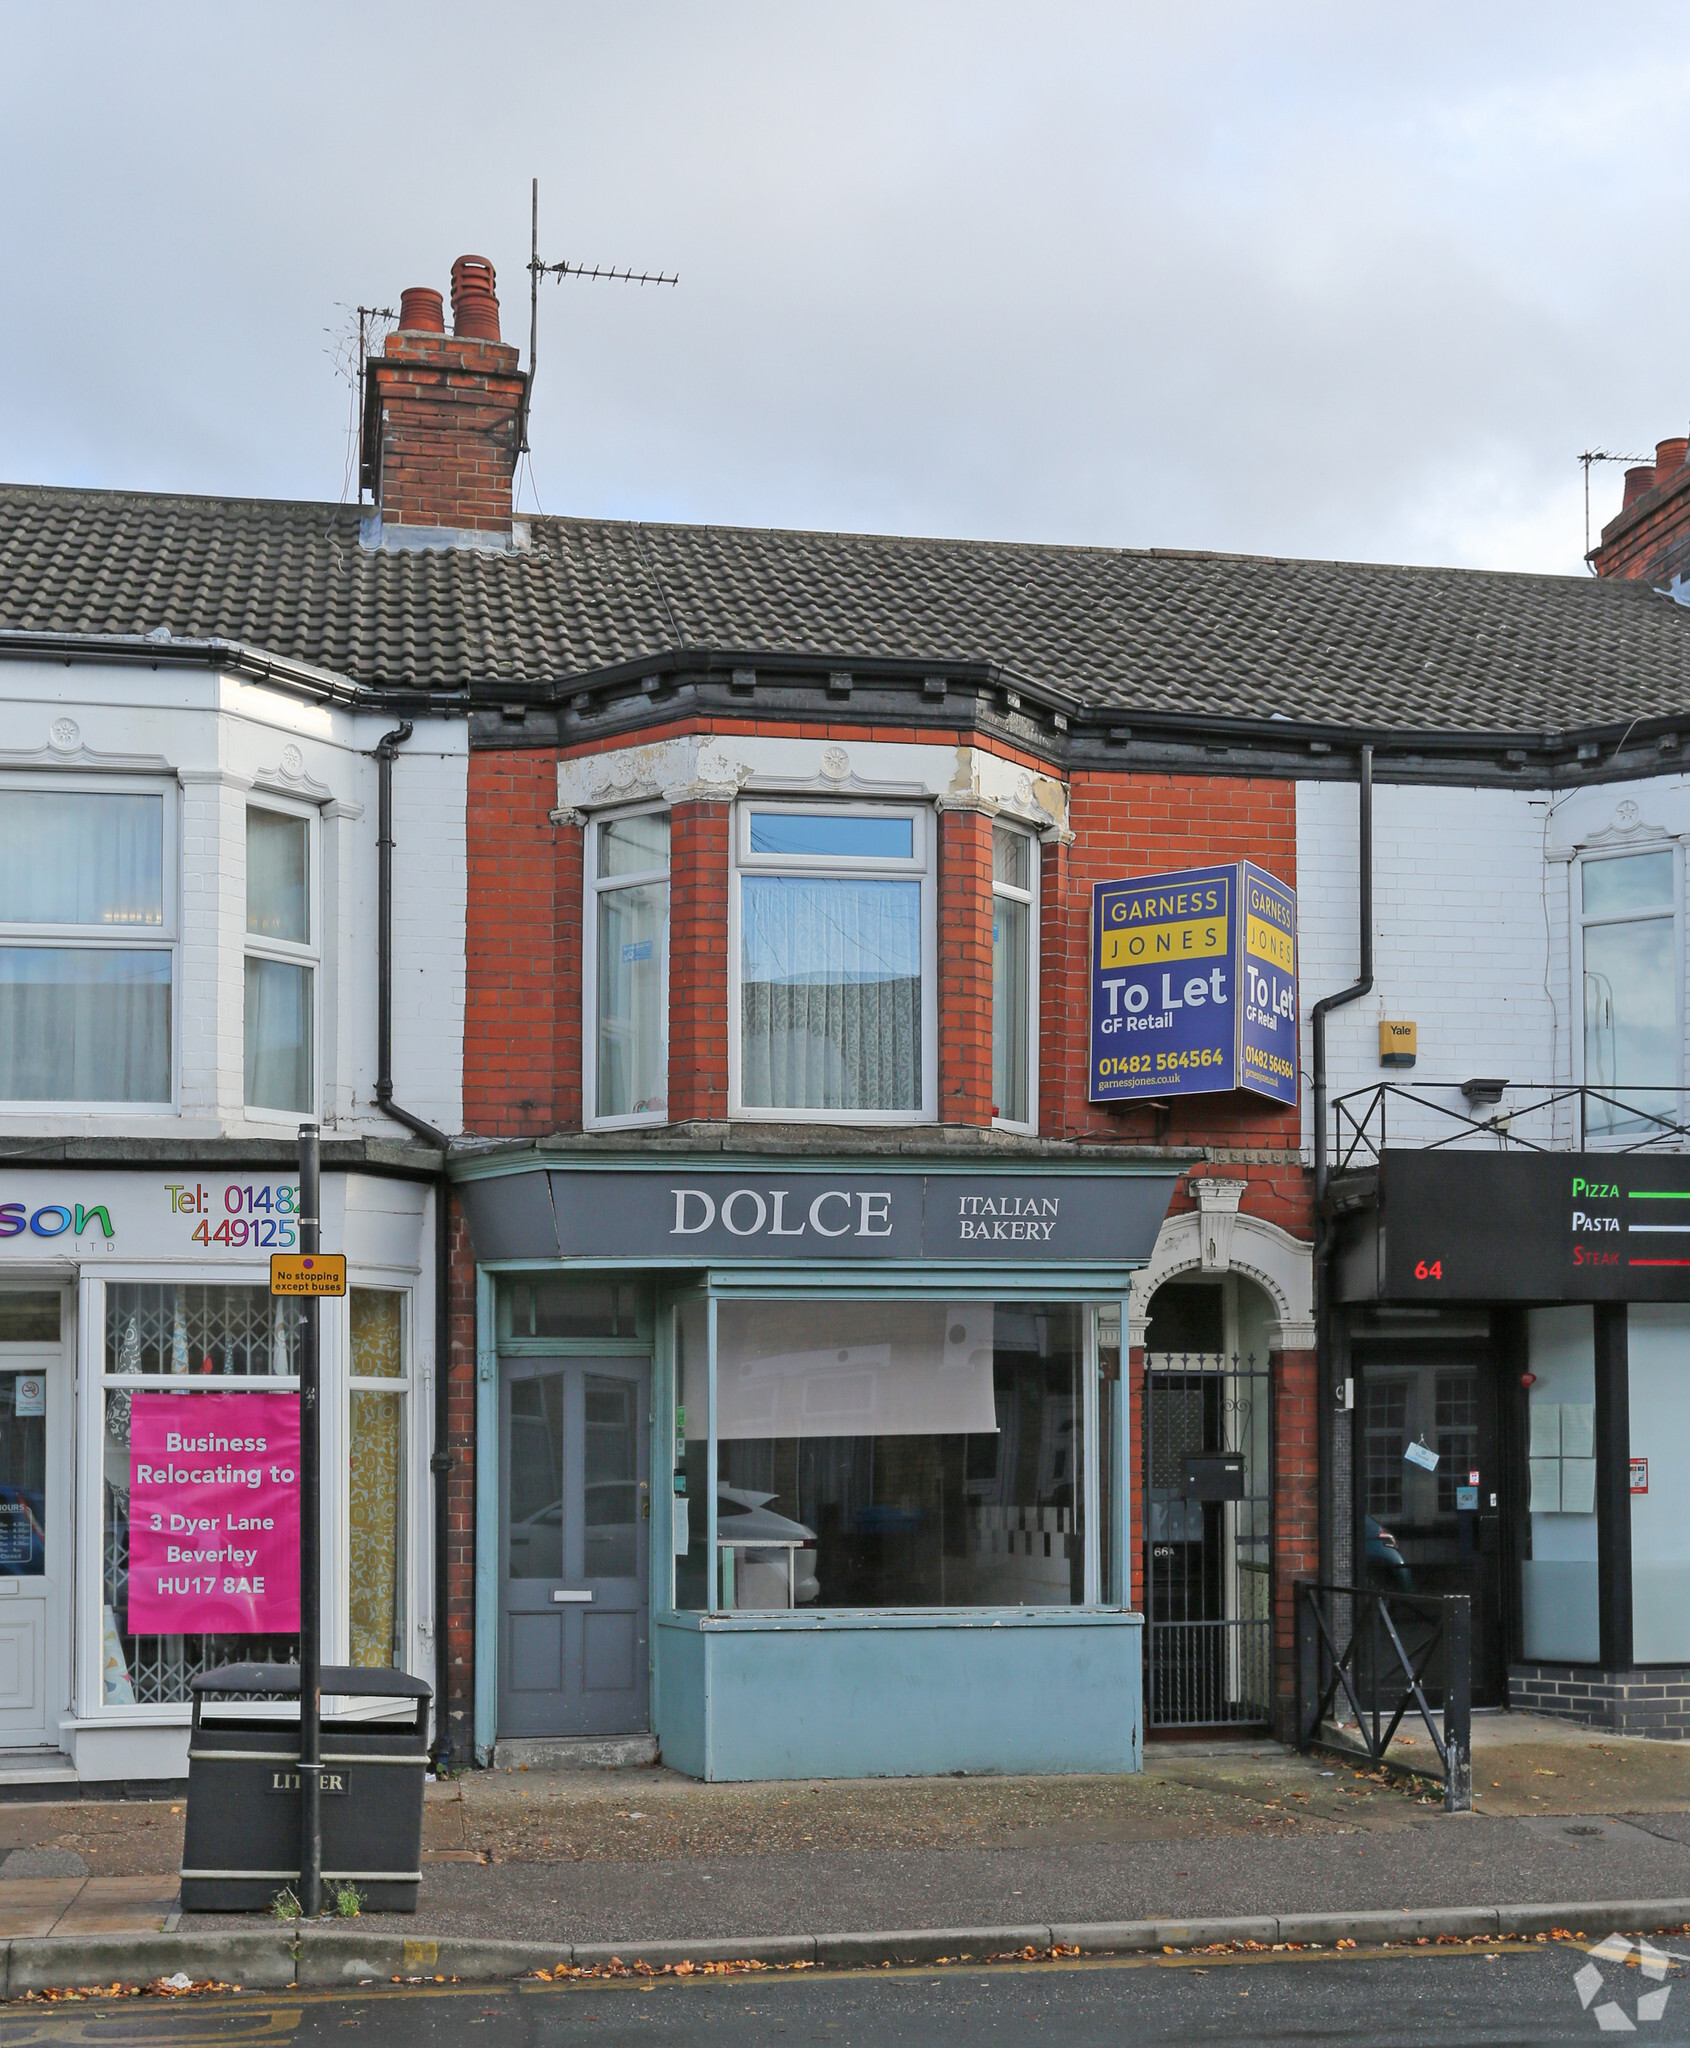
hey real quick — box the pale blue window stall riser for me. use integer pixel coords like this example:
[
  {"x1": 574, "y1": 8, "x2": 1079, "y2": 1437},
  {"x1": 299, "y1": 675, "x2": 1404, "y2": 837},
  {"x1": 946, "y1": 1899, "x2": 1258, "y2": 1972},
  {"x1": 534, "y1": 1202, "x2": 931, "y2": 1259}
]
[{"x1": 460, "y1": 1160, "x2": 1175, "y2": 1781}]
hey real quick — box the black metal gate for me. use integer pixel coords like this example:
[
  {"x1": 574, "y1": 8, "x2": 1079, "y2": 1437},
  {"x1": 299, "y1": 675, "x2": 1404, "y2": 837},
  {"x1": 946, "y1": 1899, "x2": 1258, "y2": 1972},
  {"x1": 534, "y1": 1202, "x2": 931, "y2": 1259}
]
[{"x1": 1143, "y1": 1350, "x2": 1273, "y2": 1727}]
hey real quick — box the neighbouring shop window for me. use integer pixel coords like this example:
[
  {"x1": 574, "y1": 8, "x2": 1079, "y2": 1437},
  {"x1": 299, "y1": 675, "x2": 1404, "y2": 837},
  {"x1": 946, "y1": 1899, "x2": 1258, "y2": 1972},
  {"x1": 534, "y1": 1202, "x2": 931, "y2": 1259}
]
[
  {"x1": 0, "y1": 783, "x2": 173, "y2": 1104},
  {"x1": 992, "y1": 825, "x2": 1036, "y2": 1129},
  {"x1": 1581, "y1": 849, "x2": 1677, "y2": 1138},
  {"x1": 348, "y1": 1288, "x2": 405, "y2": 1669},
  {"x1": 245, "y1": 805, "x2": 315, "y2": 1114},
  {"x1": 589, "y1": 810, "x2": 669, "y2": 1125},
  {"x1": 734, "y1": 805, "x2": 931, "y2": 1120},
  {"x1": 101, "y1": 1283, "x2": 300, "y2": 1705},
  {"x1": 1097, "y1": 1309, "x2": 1121, "y2": 1606},
  {"x1": 0, "y1": 1292, "x2": 59, "y2": 1342},
  {"x1": 692, "y1": 1300, "x2": 1084, "y2": 1610},
  {"x1": 673, "y1": 1298, "x2": 709, "y2": 1609},
  {"x1": 1628, "y1": 1306, "x2": 1690, "y2": 1664},
  {"x1": 0, "y1": 1368, "x2": 46, "y2": 1576},
  {"x1": 1521, "y1": 1307, "x2": 1598, "y2": 1664}
]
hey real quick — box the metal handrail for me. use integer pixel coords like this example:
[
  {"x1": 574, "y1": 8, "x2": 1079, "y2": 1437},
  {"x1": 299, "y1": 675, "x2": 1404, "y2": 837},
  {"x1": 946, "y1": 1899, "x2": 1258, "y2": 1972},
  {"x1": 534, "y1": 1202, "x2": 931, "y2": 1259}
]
[
  {"x1": 1329, "y1": 1082, "x2": 1690, "y2": 1173},
  {"x1": 1294, "y1": 1581, "x2": 1471, "y2": 1812}
]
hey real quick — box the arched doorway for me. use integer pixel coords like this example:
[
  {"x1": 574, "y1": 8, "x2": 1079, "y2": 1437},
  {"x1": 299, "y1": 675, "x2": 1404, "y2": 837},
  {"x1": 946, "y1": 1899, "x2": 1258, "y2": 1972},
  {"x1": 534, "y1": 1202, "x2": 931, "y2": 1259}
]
[{"x1": 1141, "y1": 1272, "x2": 1277, "y2": 1729}]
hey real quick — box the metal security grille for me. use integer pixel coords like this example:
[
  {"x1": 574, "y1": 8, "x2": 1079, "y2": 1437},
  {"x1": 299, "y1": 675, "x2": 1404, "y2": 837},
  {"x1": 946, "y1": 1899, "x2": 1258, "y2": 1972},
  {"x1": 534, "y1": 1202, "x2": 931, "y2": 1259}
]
[{"x1": 1143, "y1": 1351, "x2": 1273, "y2": 1728}]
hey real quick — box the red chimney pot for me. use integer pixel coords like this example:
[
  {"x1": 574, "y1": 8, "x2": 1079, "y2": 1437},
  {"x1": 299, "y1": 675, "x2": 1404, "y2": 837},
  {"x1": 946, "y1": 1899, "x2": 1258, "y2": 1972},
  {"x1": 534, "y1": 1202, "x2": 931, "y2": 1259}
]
[
  {"x1": 1654, "y1": 436, "x2": 1688, "y2": 478},
  {"x1": 450, "y1": 255, "x2": 501, "y2": 342},
  {"x1": 1622, "y1": 464, "x2": 1657, "y2": 510},
  {"x1": 397, "y1": 286, "x2": 445, "y2": 335}
]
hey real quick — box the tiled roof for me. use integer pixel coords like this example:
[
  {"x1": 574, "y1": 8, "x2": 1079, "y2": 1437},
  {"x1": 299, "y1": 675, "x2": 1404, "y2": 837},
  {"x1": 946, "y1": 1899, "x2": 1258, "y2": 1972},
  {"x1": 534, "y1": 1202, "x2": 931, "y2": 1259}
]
[{"x1": 4, "y1": 481, "x2": 1690, "y2": 732}]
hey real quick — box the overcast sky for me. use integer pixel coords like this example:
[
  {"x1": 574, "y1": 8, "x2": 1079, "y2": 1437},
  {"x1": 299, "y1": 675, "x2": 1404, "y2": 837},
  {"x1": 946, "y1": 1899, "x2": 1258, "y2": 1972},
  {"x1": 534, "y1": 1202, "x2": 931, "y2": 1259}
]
[{"x1": 6, "y1": 4, "x2": 1687, "y2": 575}]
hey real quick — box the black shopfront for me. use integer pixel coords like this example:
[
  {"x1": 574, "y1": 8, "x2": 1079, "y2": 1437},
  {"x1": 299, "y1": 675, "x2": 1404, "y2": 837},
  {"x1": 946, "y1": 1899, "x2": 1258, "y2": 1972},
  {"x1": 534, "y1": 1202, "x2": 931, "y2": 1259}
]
[{"x1": 1332, "y1": 1150, "x2": 1690, "y2": 1733}]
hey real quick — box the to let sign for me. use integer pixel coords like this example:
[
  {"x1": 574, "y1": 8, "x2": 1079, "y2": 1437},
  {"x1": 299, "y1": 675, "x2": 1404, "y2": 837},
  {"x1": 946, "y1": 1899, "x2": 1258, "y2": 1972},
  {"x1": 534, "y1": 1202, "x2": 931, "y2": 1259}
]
[
  {"x1": 1089, "y1": 862, "x2": 1297, "y2": 1106},
  {"x1": 127, "y1": 1391, "x2": 301, "y2": 1634},
  {"x1": 269, "y1": 1252, "x2": 346, "y2": 1297}
]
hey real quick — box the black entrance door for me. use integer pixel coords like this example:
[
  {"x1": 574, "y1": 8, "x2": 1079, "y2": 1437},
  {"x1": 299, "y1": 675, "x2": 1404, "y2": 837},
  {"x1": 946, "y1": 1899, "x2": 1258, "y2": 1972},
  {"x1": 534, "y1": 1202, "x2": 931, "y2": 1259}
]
[{"x1": 1352, "y1": 1339, "x2": 1505, "y2": 1707}]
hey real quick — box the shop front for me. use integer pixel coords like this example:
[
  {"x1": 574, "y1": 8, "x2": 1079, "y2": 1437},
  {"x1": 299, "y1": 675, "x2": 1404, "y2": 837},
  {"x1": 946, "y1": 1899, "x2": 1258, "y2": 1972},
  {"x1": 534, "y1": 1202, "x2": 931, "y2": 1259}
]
[
  {"x1": 0, "y1": 1165, "x2": 438, "y2": 1787},
  {"x1": 457, "y1": 1157, "x2": 1177, "y2": 1780},
  {"x1": 1333, "y1": 1149, "x2": 1690, "y2": 1733}
]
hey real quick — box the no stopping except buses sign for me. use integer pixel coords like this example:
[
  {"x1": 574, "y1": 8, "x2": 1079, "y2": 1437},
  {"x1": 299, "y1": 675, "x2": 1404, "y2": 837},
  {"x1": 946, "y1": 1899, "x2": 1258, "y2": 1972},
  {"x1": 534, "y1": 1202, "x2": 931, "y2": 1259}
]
[
  {"x1": 269, "y1": 1252, "x2": 346, "y2": 1297},
  {"x1": 1089, "y1": 861, "x2": 1298, "y2": 1108}
]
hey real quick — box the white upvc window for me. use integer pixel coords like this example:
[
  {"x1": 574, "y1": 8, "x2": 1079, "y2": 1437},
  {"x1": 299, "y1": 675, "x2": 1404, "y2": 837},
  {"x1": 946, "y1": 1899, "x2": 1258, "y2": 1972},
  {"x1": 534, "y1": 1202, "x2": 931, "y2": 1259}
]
[
  {"x1": 584, "y1": 808, "x2": 670, "y2": 1128},
  {"x1": 730, "y1": 802, "x2": 936, "y2": 1123},
  {"x1": 1575, "y1": 843, "x2": 1682, "y2": 1139},
  {"x1": 0, "y1": 777, "x2": 177, "y2": 1109},
  {"x1": 244, "y1": 802, "x2": 318, "y2": 1118},
  {"x1": 992, "y1": 822, "x2": 1039, "y2": 1131}
]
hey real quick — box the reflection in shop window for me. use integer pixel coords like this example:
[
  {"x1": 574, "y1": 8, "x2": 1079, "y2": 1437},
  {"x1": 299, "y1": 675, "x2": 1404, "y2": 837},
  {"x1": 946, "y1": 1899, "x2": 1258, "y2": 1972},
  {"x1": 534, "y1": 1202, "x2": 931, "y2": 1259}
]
[
  {"x1": 348, "y1": 1289, "x2": 404, "y2": 1668},
  {"x1": 101, "y1": 1284, "x2": 300, "y2": 1706},
  {"x1": 690, "y1": 1300, "x2": 1085, "y2": 1611}
]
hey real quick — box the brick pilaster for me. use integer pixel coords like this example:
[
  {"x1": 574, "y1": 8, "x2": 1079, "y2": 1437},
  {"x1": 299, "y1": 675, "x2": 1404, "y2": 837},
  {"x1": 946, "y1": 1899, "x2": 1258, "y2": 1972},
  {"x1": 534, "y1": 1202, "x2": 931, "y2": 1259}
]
[
  {"x1": 938, "y1": 805, "x2": 995, "y2": 1125},
  {"x1": 1272, "y1": 1345, "x2": 1320, "y2": 1742},
  {"x1": 668, "y1": 802, "x2": 730, "y2": 1122}
]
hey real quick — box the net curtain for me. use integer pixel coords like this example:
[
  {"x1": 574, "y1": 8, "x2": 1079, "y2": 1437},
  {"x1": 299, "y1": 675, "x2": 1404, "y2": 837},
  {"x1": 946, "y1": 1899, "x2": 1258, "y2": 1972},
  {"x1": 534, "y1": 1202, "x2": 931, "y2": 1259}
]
[{"x1": 739, "y1": 876, "x2": 921, "y2": 1112}]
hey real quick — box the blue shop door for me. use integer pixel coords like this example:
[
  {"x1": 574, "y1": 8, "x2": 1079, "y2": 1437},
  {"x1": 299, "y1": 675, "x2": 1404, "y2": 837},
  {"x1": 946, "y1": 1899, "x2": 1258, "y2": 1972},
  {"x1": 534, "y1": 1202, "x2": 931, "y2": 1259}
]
[{"x1": 499, "y1": 1358, "x2": 650, "y2": 1737}]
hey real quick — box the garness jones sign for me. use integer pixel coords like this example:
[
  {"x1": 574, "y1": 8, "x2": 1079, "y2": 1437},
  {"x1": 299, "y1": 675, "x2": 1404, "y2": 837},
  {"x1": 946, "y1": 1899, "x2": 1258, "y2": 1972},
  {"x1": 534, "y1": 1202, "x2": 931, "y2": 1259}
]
[
  {"x1": 1088, "y1": 861, "x2": 1298, "y2": 1107},
  {"x1": 458, "y1": 1168, "x2": 1179, "y2": 1266}
]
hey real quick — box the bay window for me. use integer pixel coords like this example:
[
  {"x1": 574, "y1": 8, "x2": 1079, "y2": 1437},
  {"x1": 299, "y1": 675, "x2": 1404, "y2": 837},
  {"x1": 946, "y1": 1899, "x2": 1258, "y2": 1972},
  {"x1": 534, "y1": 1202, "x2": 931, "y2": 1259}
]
[
  {"x1": 244, "y1": 805, "x2": 316, "y2": 1115},
  {"x1": 587, "y1": 809, "x2": 669, "y2": 1126},
  {"x1": 0, "y1": 782, "x2": 173, "y2": 1105},
  {"x1": 1579, "y1": 847, "x2": 1679, "y2": 1138},
  {"x1": 732, "y1": 805, "x2": 934, "y2": 1121},
  {"x1": 992, "y1": 824, "x2": 1037, "y2": 1129}
]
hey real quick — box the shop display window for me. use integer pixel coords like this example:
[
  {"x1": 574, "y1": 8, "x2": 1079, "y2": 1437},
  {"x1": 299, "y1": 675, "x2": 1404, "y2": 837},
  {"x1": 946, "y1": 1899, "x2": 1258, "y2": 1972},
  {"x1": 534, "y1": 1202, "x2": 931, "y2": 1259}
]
[
  {"x1": 676, "y1": 1299, "x2": 1086, "y2": 1611},
  {"x1": 348, "y1": 1289, "x2": 405, "y2": 1669},
  {"x1": 101, "y1": 1283, "x2": 300, "y2": 1705},
  {"x1": 587, "y1": 809, "x2": 669, "y2": 1126},
  {"x1": 732, "y1": 805, "x2": 933, "y2": 1121},
  {"x1": 0, "y1": 782, "x2": 173, "y2": 1105},
  {"x1": 0, "y1": 1366, "x2": 46, "y2": 1577},
  {"x1": 1521, "y1": 1307, "x2": 1598, "y2": 1665},
  {"x1": 1628, "y1": 1306, "x2": 1690, "y2": 1664}
]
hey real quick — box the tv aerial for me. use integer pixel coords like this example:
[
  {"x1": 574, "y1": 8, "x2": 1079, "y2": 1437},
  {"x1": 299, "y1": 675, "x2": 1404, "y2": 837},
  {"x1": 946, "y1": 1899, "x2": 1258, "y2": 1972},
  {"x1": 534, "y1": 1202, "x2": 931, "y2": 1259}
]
[
  {"x1": 1579, "y1": 448, "x2": 1653, "y2": 564},
  {"x1": 518, "y1": 178, "x2": 678, "y2": 454}
]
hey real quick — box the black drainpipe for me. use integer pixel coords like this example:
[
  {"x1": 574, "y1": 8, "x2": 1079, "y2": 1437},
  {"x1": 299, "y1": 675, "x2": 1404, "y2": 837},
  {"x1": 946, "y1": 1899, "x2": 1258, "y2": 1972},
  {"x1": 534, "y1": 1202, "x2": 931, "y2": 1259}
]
[
  {"x1": 1311, "y1": 744, "x2": 1373, "y2": 1586},
  {"x1": 372, "y1": 722, "x2": 455, "y2": 1771}
]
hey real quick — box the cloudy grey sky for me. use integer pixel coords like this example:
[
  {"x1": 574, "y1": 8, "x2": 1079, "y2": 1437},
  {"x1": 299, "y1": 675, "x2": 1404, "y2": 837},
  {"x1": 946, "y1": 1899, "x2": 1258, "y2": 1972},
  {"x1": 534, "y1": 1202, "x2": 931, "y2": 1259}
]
[{"x1": 5, "y1": 4, "x2": 1686, "y2": 574}]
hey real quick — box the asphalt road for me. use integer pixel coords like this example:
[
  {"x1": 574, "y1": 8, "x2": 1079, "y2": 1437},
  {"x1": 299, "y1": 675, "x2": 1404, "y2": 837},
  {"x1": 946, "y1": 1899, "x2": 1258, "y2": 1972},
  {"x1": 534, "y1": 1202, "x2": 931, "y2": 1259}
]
[{"x1": 7, "y1": 1941, "x2": 1687, "y2": 2047}]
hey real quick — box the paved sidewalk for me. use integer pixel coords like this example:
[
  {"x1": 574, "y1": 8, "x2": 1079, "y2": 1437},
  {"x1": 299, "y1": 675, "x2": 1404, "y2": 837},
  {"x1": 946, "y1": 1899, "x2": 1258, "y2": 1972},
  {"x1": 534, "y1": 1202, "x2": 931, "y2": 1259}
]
[{"x1": 0, "y1": 1714, "x2": 1686, "y2": 1946}]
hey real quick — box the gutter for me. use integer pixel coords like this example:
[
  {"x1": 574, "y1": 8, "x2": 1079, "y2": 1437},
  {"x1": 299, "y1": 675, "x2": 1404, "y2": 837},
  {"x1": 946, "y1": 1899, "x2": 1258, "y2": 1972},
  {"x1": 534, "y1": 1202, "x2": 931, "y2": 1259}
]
[
  {"x1": 1311, "y1": 744, "x2": 1373, "y2": 1586},
  {"x1": 0, "y1": 627, "x2": 365, "y2": 705},
  {"x1": 370, "y1": 722, "x2": 455, "y2": 1771}
]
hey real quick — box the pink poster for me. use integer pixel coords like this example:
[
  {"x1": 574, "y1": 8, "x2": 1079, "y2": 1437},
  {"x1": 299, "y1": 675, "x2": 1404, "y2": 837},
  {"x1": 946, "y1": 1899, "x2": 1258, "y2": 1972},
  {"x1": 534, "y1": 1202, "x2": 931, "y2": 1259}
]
[{"x1": 128, "y1": 1392, "x2": 300, "y2": 1634}]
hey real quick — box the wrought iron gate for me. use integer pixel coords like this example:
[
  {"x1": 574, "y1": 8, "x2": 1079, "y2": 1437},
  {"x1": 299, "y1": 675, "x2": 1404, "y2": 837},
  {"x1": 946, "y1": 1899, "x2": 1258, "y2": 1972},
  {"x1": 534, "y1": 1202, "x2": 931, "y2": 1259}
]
[{"x1": 1143, "y1": 1351, "x2": 1273, "y2": 1727}]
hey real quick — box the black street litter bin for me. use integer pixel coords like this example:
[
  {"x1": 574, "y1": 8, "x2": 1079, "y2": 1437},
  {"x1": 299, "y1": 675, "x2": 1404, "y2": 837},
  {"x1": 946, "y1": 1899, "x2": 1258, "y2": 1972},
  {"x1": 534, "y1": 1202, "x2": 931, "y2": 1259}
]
[{"x1": 181, "y1": 1663, "x2": 432, "y2": 1913}]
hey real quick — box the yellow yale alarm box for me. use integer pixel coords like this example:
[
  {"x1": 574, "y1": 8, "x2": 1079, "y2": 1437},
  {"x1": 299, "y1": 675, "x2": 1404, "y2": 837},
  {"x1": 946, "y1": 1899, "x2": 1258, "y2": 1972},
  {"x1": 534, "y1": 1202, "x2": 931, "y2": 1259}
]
[{"x1": 1379, "y1": 1020, "x2": 1417, "y2": 1069}]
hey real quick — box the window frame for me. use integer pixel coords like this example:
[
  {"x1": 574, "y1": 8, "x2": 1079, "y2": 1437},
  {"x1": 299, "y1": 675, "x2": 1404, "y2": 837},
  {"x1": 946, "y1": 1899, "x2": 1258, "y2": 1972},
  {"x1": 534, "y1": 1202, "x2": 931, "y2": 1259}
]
[
  {"x1": 1572, "y1": 843, "x2": 1683, "y2": 1118},
  {"x1": 582, "y1": 802, "x2": 671, "y2": 1132},
  {"x1": 345, "y1": 1284, "x2": 411, "y2": 1673},
  {"x1": 991, "y1": 820, "x2": 1040, "y2": 1134},
  {"x1": 728, "y1": 799, "x2": 937, "y2": 1125},
  {"x1": 242, "y1": 797, "x2": 320, "y2": 1124},
  {"x1": 0, "y1": 773, "x2": 180, "y2": 1115}
]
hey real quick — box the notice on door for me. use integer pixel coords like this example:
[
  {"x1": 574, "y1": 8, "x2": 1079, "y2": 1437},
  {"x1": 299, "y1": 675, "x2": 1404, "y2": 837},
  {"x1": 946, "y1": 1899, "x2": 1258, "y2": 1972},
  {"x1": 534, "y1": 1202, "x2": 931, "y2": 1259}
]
[{"x1": 127, "y1": 1392, "x2": 300, "y2": 1634}]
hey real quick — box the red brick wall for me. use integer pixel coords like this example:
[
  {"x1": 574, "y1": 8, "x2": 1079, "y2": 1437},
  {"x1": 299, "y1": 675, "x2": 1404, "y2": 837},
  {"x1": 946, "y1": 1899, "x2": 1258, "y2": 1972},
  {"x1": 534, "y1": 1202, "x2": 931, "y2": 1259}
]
[
  {"x1": 1041, "y1": 770, "x2": 1301, "y2": 1154},
  {"x1": 463, "y1": 752, "x2": 560, "y2": 1137},
  {"x1": 369, "y1": 332, "x2": 523, "y2": 533},
  {"x1": 1592, "y1": 454, "x2": 1690, "y2": 585},
  {"x1": 938, "y1": 807, "x2": 995, "y2": 1124},
  {"x1": 1273, "y1": 1345, "x2": 1319, "y2": 1741},
  {"x1": 668, "y1": 803, "x2": 730, "y2": 1123}
]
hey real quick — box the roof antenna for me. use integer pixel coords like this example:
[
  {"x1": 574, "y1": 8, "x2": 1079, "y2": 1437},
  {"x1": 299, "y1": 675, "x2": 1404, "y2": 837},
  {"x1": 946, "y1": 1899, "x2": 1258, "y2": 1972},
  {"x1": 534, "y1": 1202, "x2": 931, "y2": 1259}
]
[
  {"x1": 1579, "y1": 449, "x2": 1652, "y2": 568},
  {"x1": 518, "y1": 178, "x2": 678, "y2": 455}
]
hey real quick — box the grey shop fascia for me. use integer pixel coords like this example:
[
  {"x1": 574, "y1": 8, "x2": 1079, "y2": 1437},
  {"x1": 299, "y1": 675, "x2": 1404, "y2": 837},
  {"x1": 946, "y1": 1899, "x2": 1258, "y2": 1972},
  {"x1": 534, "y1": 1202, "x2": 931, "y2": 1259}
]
[{"x1": 454, "y1": 1155, "x2": 1177, "y2": 1780}]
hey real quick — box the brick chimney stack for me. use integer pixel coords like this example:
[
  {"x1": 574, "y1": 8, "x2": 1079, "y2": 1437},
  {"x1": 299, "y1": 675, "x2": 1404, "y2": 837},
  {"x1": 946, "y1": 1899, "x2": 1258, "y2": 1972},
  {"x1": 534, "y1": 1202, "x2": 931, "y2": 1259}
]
[
  {"x1": 360, "y1": 256, "x2": 527, "y2": 542},
  {"x1": 1591, "y1": 432, "x2": 1690, "y2": 590}
]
